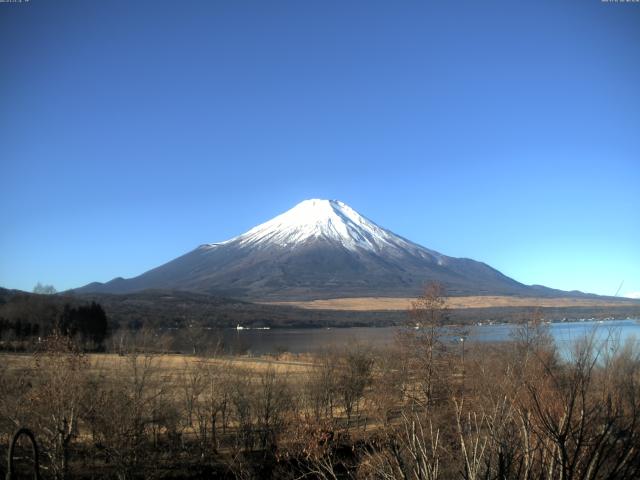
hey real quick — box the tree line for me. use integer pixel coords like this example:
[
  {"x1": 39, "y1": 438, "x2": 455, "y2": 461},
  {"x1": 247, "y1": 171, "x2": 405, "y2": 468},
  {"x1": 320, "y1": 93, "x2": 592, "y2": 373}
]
[{"x1": 0, "y1": 292, "x2": 110, "y2": 350}]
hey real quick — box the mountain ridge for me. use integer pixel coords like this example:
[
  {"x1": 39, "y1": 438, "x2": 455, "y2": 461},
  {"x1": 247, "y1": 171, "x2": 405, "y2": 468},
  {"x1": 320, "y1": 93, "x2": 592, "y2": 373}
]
[{"x1": 75, "y1": 199, "x2": 592, "y2": 300}]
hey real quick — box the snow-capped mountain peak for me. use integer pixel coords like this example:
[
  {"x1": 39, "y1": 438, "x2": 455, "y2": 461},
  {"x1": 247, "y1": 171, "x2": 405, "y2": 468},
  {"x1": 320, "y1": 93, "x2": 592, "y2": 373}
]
[
  {"x1": 77, "y1": 198, "x2": 538, "y2": 299},
  {"x1": 209, "y1": 199, "x2": 419, "y2": 253}
]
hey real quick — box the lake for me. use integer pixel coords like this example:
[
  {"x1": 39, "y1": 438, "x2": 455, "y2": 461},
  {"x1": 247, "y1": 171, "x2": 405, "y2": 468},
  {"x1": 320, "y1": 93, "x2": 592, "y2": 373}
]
[{"x1": 220, "y1": 319, "x2": 640, "y2": 355}]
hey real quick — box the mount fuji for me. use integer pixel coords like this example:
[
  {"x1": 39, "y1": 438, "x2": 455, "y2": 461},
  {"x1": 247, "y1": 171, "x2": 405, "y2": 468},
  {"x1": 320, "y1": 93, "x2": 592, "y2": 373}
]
[{"x1": 76, "y1": 199, "x2": 565, "y2": 300}]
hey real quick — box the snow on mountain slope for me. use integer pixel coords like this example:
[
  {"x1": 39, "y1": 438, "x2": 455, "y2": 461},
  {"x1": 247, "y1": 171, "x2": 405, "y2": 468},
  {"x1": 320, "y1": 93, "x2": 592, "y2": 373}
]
[
  {"x1": 75, "y1": 199, "x2": 554, "y2": 300},
  {"x1": 203, "y1": 199, "x2": 443, "y2": 259}
]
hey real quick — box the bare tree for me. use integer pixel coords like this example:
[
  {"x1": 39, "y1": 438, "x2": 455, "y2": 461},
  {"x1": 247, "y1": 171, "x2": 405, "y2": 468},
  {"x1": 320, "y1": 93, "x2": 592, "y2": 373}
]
[
  {"x1": 33, "y1": 282, "x2": 57, "y2": 295},
  {"x1": 366, "y1": 345, "x2": 407, "y2": 430},
  {"x1": 204, "y1": 359, "x2": 233, "y2": 452},
  {"x1": 179, "y1": 358, "x2": 206, "y2": 451},
  {"x1": 182, "y1": 322, "x2": 207, "y2": 356},
  {"x1": 400, "y1": 281, "x2": 448, "y2": 408},
  {"x1": 454, "y1": 398, "x2": 488, "y2": 480},
  {"x1": 521, "y1": 333, "x2": 640, "y2": 480},
  {"x1": 0, "y1": 359, "x2": 32, "y2": 445},
  {"x1": 84, "y1": 348, "x2": 172, "y2": 480},
  {"x1": 229, "y1": 368, "x2": 255, "y2": 452},
  {"x1": 28, "y1": 332, "x2": 89, "y2": 479},
  {"x1": 336, "y1": 346, "x2": 373, "y2": 429},
  {"x1": 361, "y1": 409, "x2": 441, "y2": 480},
  {"x1": 253, "y1": 365, "x2": 292, "y2": 451},
  {"x1": 303, "y1": 348, "x2": 339, "y2": 424}
]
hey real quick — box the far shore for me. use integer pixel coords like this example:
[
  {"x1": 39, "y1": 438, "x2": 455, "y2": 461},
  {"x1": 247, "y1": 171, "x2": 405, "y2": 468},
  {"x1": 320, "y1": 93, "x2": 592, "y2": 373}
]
[{"x1": 264, "y1": 295, "x2": 640, "y2": 311}]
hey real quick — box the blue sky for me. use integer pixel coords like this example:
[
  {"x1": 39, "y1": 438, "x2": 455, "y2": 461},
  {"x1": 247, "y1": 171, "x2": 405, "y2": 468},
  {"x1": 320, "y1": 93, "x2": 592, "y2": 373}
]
[{"x1": 1, "y1": 0, "x2": 638, "y2": 297}]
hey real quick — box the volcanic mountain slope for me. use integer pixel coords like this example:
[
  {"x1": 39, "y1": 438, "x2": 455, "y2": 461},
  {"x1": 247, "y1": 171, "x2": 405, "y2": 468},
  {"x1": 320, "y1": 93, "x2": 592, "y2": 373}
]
[{"x1": 77, "y1": 199, "x2": 575, "y2": 300}]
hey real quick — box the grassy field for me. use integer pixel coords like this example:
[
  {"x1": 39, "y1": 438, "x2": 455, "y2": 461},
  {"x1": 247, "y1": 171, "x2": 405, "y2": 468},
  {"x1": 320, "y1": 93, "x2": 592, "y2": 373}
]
[
  {"x1": 264, "y1": 295, "x2": 639, "y2": 311},
  {"x1": 0, "y1": 351, "x2": 316, "y2": 377}
]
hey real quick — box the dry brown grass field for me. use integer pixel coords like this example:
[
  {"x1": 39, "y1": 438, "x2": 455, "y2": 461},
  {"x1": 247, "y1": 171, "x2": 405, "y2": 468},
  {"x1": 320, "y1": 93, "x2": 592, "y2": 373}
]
[
  {"x1": 265, "y1": 295, "x2": 638, "y2": 311},
  {"x1": 0, "y1": 351, "x2": 316, "y2": 377}
]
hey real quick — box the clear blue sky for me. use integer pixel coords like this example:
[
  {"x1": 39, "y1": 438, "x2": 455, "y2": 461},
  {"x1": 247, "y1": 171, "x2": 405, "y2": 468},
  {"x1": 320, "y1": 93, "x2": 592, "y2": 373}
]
[{"x1": 1, "y1": 0, "x2": 638, "y2": 297}]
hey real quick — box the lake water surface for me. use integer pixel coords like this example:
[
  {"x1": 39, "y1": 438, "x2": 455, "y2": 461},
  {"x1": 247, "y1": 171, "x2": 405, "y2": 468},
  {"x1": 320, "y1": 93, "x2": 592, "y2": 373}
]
[{"x1": 223, "y1": 319, "x2": 640, "y2": 355}]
